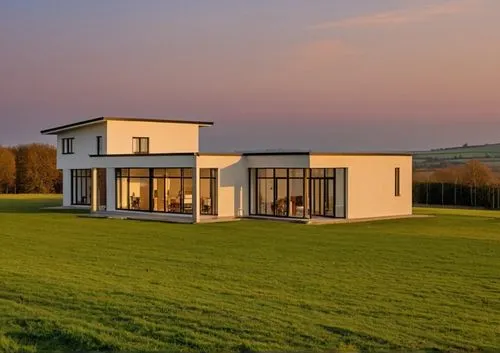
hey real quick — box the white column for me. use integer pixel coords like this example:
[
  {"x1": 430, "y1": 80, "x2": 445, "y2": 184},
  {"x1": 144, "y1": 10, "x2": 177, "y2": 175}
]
[
  {"x1": 62, "y1": 169, "x2": 71, "y2": 206},
  {"x1": 106, "y1": 168, "x2": 115, "y2": 211},
  {"x1": 192, "y1": 158, "x2": 200, "y2": 223},
  {"x1": 91, "y1": 168, "x2": 98, "y2": 212}
]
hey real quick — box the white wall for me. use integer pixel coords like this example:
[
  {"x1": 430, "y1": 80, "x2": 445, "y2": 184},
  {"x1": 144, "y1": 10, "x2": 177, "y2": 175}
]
[
  {"x1": 246, "y1": 155, "x2": 310, "y2": 169},
  {"x1": 57, "y1": 122, "x2": 107, "y2": 170},
  {"x1": 90, "y1": 155, "x2": 196, "y2": 169},
  {"x1": 62, "y1": 169, "x2": 71, "y2": 206},
  {"x1": 198, "y1": 155, "x2": 247, "y2": 217},
  {"x1": 106, "y1": 120, "x2": 200, "y2": 154},
  {"x1": 310, "y1": 155, "x2": 413, "y2": 219},
  {"x1": 106, "y1": 168, "x2": 115, "y2": 211}
]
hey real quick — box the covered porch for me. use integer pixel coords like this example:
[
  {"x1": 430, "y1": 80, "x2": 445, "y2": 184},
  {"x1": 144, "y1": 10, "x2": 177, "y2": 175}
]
[{"x1": 88, "y1": 165, "x2": 217, "y2": 224}]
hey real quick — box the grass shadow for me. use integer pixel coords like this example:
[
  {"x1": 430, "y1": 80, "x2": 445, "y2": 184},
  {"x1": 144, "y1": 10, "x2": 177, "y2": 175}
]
[
  {"x1": 8, "y1": 319, "x2": 119, "y2": 352},
  {"x1": 0, "y1": 196, "x2": 88, "y2": 215}
]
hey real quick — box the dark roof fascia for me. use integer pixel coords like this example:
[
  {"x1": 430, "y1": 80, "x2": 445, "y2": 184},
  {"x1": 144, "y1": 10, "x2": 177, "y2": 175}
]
[
  {"x1": 89, "y1": 153, "x2": 196, "y2": 158},
  {"x1": 40, "y1": 117, "x2": 105, "y2": 135},
  {"x1": 41, "y1": 117, "x2": 214, "y2": 135},
  {"x1": 105, "y1": 117, "x2": 214, "y2": 126},
  {"x1": 310, "y1": 152, "x2": 413, "y2": 157},
  {"x1": 242, "y1": 151, "x2": 311, "y2": 156},
  {"x1": 197, "y1": 152, "x2": 242, "y2": 156}
]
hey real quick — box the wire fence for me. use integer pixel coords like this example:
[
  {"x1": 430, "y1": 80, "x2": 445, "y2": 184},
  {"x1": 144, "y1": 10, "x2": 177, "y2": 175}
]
[{"x1": 413, "y1": 182, "x2": 500, "y2": 209}]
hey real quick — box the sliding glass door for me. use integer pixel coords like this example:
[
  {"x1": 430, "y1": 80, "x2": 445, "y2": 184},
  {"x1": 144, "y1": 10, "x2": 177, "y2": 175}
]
[
  {"x1": 115, "y1": 168, "x2": 217, "y2": 215},
  {"x1": 249, "y1": 168, "x2": 346, "y2": 219}
]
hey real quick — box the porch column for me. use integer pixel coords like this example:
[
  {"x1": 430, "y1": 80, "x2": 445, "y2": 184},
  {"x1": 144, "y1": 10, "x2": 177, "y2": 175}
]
[
  {"x1": 106, "y1": 168, "x2": 115, "y2": 211},
  {"x1": 192, "y1": 158, "x2": 200, "y2": 223},
  {"x1": 91, "y1": 168, "x2": 98, "y2": 212}
]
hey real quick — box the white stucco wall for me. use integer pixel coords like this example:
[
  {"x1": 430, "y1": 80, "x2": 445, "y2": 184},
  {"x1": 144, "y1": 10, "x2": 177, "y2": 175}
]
[
  {"x1": 106, "y1": 120, "x2": 200, "y2": 154},
  {"x1": 106, "y1": 168, "x2": 116, "y2": 211},
  {"x1": 246, "y1": 155, "x2": 310, "y2": 169},
  {"x1": 62, "y1": 169, "x2": 71, "y2": 206},
  {"x1": 198, "y1": 155, "x2": 247, "y2": 217},
  {"x1": 56, "y1": 122, "x2": 107, "y2": 170},
  {"x1": 310, "y1": 154, "x2": 412, "y2": 219},
  {"x1": 89, "y1": 155, "x2": 196, "y2": 169}
]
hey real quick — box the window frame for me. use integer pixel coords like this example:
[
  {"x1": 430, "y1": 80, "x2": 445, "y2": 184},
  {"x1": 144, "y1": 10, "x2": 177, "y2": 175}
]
[
  {"x1": 248, "y1": 167, "x2": 347, "y2": 219},
  {"x1": 70, "y1": 169, "x2": 91, "y2": 205},
  {"x1": 62, "y1": 138, "x2": 74, "y2": 155},
  {"x1": 115, "y1": 168, "x2": 196, "y2": 214},
  {"x1": 395, "y1": 167, "x2": 401, "y2": 197},
  {"x1": 200, "y1": 168, "x2": 218, "y2": 216},
  {"x1": 96, "y1": 136, "x2": 103, "y2": 155},
  {"x1": 132, "y1": 137, "x2": 150, "y2": 154}
]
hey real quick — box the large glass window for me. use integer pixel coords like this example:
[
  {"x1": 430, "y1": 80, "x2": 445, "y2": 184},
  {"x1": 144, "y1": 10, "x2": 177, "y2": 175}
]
[
  {"x1": 116, "y1": 168, "x2": 196, "y2": 214},
  {"x1": 252, "y1": 168, "x2": 305, "y2": 218},
  {"x1": 249, "y1": 168, "x2": 346, "y2": 219},
  {"x1": 200, "y1": 169, "x2": 217, "y2": 215},
  {"x1": 335, "y1": 169, "x2": 346, "y2": 218},
  {"x1": 71, "y1": 169, "x2": 91, "y2": 205},
  {"x1": 289, "y1": 174, "x2": 305, "y2": 217},
  {"x1": 257, "y1": 171, "x2": 274, "y2": 216}
]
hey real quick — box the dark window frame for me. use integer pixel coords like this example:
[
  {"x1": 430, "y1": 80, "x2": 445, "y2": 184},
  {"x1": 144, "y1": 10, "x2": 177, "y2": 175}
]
[
  {"x1": 62, "y1": 138, "x2": 74, "y2": 155},
  {"x1": 96, "y1": 136, "x2": 103, "y2": 155},
  {"x1": 115, "y1": 168, "x2": 198, "y2": 215},
  {"x1": 132, "y1": 137, "x2": 150, "y2": 154},
  {"x1": 395, "y1": 167, "x2": 401, "y2": 197},
  {"x1": 200, "y1": 168, "x2": 218, "y2": 216},
  {"x1": 71, "y1": 169, "x2": 91, "y2": 205},
  {"x1": 248, "y1": 167, "x2": 347, "y2": 219}
]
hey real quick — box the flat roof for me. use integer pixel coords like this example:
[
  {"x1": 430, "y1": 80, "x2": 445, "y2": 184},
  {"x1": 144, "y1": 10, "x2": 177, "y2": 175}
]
[
  {"x1": 41, "y1": 116, "x2": 214, "y2": 135},
  {"x1": 89, "y1": 151, "x2": 411, "y2": 158},
  {"x1": 242, "y1": 151, "x2": 412, "y2": 157}
]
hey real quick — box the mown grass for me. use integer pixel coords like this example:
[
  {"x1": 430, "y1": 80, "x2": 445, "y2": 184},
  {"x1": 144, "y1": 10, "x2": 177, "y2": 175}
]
[{"x1": 0, "y1": 195, "x2": 499, "y2": 352}]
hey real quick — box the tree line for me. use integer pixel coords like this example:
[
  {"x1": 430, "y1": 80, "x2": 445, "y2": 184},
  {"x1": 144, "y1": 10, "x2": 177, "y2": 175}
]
[
  {"x1": 413, "y1": 160, "x2": 500, "y2": 209},
  {"x1": 0, "y1": 144, "x2": 61, "y2": 194},
  {"x1": 414, "y1": 160, "x2": 498, "y2": 187}
]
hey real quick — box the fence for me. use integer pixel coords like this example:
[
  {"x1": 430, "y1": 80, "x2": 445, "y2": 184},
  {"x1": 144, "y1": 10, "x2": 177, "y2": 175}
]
[{"x1": 413, "y1": 182, "x2": 500, "y2": 209}]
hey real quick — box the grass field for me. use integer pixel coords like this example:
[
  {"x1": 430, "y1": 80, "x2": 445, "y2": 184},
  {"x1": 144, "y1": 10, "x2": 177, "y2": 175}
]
[{"x1": 0, "y1": 195, "x2": 499, "y2": 352}]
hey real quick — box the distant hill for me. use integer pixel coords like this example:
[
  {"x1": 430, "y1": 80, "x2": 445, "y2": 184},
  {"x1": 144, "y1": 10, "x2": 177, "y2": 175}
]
[{"x1": 412, "y1": 143, "x2": 500, "y2": 171}]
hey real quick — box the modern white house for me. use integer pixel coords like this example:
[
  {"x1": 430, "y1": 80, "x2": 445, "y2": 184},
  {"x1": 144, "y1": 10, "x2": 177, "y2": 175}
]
[{"x1": 41, "y1": 117, "x2": 412, "y2": 223}]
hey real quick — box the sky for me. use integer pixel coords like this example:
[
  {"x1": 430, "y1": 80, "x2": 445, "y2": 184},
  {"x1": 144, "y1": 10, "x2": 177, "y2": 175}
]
[{"x1": 1, "y1": 0, "x2": 499, "y2": 152}]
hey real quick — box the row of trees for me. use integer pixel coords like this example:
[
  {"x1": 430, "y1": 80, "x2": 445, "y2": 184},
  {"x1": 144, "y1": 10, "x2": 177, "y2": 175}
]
[
  {"x1": 413, "y1": 160, "x2": 500, "y2": 209},
  {"x1": 0, "y1": 144, "x2": 61, "y2": 194},
  {"x1": 414, "y1": 160, "x2": 498, "y2": 187}
]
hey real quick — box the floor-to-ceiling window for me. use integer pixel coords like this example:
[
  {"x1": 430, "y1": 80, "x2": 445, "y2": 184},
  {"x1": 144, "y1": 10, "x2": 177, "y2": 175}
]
[
  {"x1": 289, "y1": 169, "x2": 305, "y2": 217},
  {"x1": 257, "y1": 169, "x2": 275, "y2": 216},
  {"x1": 71, "y1": 169, "x2": 91, "y2": 205},
  {"x1": 249, "y1": 168, "x2": 346, "y2": 218},
  {"x1": 200, "y1": 169, "x2": 217, "y2": 215},
  {"x1": 251, "y1": 168, "x2": 307, "y2": 218},
  {"x1": 310, "y1": 168, "x2": 347, "y2": 218},
  {"x1": 116, "y1": 168, "x2": 199, "y2": 214}
]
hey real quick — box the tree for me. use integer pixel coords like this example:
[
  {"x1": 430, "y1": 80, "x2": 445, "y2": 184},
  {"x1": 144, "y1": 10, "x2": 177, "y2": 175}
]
[
  {"x1": 0, "y1": 147, "x2": 16, "y2": 193},
  {"x1": 461, "y1": 160, "x2": 494, "y2": 187},
  {"x1": 15, "y1": 144, "x2": 61, "y2": 193},
  {"x1": 432, "y1": 165, "x2": 463, "y2": 184}
]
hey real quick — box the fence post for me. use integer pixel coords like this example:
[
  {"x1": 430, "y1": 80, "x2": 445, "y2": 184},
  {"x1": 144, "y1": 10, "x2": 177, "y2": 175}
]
[{"x1": 454, "y1": 181, "x2": 457, "y2": 206}]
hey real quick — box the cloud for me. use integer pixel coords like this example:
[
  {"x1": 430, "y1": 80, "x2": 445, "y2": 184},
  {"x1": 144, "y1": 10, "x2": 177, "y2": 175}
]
[{"x1": 311, "y1": 0, "x2": 479, "y2": 30}]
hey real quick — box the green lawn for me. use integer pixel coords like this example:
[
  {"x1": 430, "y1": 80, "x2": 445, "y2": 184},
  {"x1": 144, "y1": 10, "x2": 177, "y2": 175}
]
[{"x1": 0, "y1": 196, "x2": 499, "y2": 352}]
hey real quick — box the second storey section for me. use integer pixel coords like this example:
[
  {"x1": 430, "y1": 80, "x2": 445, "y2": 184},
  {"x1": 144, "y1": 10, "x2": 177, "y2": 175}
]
[{"x1": 41, "y1": 117, "x2": 214, "y2": 170}]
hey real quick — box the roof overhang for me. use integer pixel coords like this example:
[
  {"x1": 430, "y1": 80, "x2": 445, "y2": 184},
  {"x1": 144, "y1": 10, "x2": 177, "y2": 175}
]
[{"x1": 41, "y1": 116, "x2": 214, "y2": 135}]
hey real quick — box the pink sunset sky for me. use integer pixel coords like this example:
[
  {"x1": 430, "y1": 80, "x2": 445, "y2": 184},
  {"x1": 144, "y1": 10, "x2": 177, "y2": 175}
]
[{"x1": 1, "y1": 0, "x2": 499, "y2": 151}]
